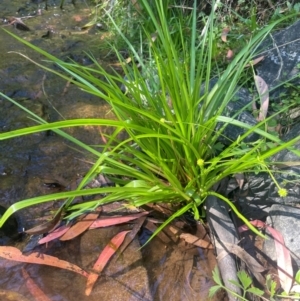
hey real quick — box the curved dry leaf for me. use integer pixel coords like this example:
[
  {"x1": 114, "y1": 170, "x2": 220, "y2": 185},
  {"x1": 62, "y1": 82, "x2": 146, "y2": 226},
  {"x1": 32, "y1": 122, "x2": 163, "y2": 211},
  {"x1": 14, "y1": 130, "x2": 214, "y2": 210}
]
[
  {"x1": 60, "y1": 209, "x2": 101, "y2": 241},
  {"x1": 22, "y1": 268, "x2": 51, "y2": 301},
  {"x1": 89, "y1": 211, "x2": 148, "y2": 229},
  {"x1": 221, "y1": 27, "x2": 230, "y2": 42},
  {"x1": 25, "y1": 209, "x2": 63, "y2": 235},
  {"x1": 85, "y1": 230, "x2": 130, "y2": 296},
  {"x1": 0, "y1": 246, "x2": 88, "y2": 277},
  {"x1": 267, "y1": 226, "x2": 293, "y2": 293},
  {"x1": 116, "y1": 216, "x2": 147, "y2": 256},
  {"x1": 254, "y1": 75, "x2": 269, "y2": 121}
]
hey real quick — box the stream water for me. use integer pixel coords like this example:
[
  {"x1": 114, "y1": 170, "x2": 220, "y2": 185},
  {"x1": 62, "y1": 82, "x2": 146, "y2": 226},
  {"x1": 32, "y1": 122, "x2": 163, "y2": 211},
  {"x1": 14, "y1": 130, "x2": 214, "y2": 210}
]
[{"x1": 0, "y1": 1, "x2": 223, "y2": 300}]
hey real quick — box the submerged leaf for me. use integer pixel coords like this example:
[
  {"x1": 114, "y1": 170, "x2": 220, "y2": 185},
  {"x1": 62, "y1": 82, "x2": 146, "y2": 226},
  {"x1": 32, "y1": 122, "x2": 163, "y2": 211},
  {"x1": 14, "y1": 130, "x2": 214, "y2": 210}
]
[
  {"x1": 89, "y1": 212, "x2": 148, "y2": 229},
  {"x1": 221, "y1": 27, "x2": 230, "y2": 42},
  {"x1": 85, "y1": 230, "x2": 130, "y2": 296},
  {"x1": 25, "y1": 209, "x2": 64, "y2": 235},
  {"x1": 179, "y1": 233, "x2": 213, "y2": 249},
  {"x1": 0, "y1": 246, "x2": 88, "y2": 277},
  {"x1": 60, "y1": 209, "x2": 101, "y2": 241},
  {"x1": 22, "y1": 268, "x2": 51, "y2": 301},
  {"x1": 38, "y1": 225, "x2": 70, "y2": 245}
]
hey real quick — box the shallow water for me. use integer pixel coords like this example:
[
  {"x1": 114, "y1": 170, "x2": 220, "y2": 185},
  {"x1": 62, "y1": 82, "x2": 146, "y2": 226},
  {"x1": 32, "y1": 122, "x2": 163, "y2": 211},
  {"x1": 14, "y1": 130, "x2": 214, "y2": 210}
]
[{"x1": 0, "y1": 1, "x2": 222, "y2": 300}]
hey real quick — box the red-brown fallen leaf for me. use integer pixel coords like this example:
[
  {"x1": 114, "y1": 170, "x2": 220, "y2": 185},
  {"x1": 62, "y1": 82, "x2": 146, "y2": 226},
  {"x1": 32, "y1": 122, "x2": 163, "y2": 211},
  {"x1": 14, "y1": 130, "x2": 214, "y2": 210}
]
[
  {"x1": 25, "y1": 209, "x2": 64, "y2": 235},
  {"x1": 38, "y1": 225, "x2": 70, "y2": 245},
  {"x1": 0, "y1": 246, "x2": 88, "y2": 277},
  {"x1": 238, "y1": 220, "x2": 293, "y2": 293},
  {"x1": 85, "y1": 230, "x2": 130, "y2": 296},
  {"x1": 22, "y1": 268, "x2": 51, "y2": 301},
  {"x1": 221, "y1": 27, "x2": 230, "y2": 42},
  {"x1": 60, "y1": 209, "x2": 101, "y2": 241},
  {"x1": 180, "y1": 233, "x2": 213, "y2": 249},
  {"x1": 89, "y1": 212, "x2": 148, "y2": 229},
  {"x1": 267, "y1": 226, "x2": 293, "y2": 293}
]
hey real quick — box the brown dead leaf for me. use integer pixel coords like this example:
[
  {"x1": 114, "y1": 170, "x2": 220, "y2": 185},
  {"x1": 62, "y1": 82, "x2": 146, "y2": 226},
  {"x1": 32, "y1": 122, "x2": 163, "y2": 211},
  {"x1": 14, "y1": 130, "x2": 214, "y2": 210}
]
[
  {"x1": 85, "y1": 230, "x2": 130, "y2": 296},
  {"x1": 218, "y1": 242, "x2": 265, "y2": 273},
  {"x1": 221, "y1": 27, "x2": 230, "y2": 42},
  {"x1": 89, "y1": 211, "x2": 148, "y2": 229},
  {"x1": 38, "y1": 225, "x2": 70, "y2": 245},
  {"x1": 25, "y1": 209, "x2": 63, "y2": 235},
  {"x1": 180, "y1": 233, "x2": 213, "y2": 249},
  {"x1": 144, "y1": 221, "x2": 171, "y2": 244},
  {"x1": 60, "y1": 208, "x2": 101, "y2": 241},
  {"x1": 0, "y1": 246, "x2": 88, "y2": 277},
  {"x1": 22, "y1": 268, "x2": 51, "y2": 301},
  {"x1": 254, "y1": 75, "x2": 269, "y2": 121},
  {"x1": 267, "y1": 226, "x2": 293, "y2": 293},
  {"x1": 116, "y1": 216, "x2": 147, "y2": 257}
]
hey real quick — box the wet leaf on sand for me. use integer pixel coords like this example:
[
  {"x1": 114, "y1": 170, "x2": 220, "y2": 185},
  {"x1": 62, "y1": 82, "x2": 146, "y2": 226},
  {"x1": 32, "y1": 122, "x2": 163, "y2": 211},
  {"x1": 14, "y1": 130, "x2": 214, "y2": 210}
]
[
  {"x1": 25, "y1": 209, "x2": 64, "y2": 235},
  {"x1": 60, "y1": 208, "x2": 102, "y2": 241},
  {"x1": 89, "y1": 211, "x2": 148, "y2": 229},
  {"x1": 116, "y1": 216, "x2": 147, "y2": 256},
  {"x1": 85, "y1": 230, "x2": 130, "y2": 296},
  {"x1": 22, "y1": 268, "x2": 52, "y2": 301},
  {"x1": 180, "y1": 233, "x2": 213, "y2": 249},
  {"x1": 38, "y1": 225, "x2": 71, "y2": 245},
  {"x1": 0, "y1": 246, "x2": 88, "y2": 277}
]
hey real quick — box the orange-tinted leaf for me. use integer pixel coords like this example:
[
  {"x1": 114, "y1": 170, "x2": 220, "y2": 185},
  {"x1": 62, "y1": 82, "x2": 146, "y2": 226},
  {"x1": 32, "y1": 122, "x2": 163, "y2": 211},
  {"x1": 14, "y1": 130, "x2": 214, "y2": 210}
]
[
  {"x1": 38, "y1": 225, "x2": 70, "y2": 245},
  {"x1": 180, "y1": 233, "x2": 213, "y2": 249},
  {"x1": 89, "y1": 212, "x2": 148, "y2": 229},
  {"x1": 85, "y1": 230, "x2": 130, "y2": 296},
  {"x1": 246, "y1": 56, "x2": 264, "y2": 67},
  {"x1": 60, "y1": 209, "x2": 101, "y2": 241},
  {"x1": 0, "y1": 246, "x2": 88, "y2": 277},
  {"x1": 22, "y1": 268, "x2": 51, "y2": 301},
  {"x1": 267, "y1": 226, "x2": 293, "y2": 293},
  {"x1": 254, "y1": 75, "x2": 269, "y2": 121},
  {"x1": 221, "y1": 27, "x2": 230, "y2": 42},
  {"x1": 25, "y1": 209, "x2": 63, "y2": 235}
]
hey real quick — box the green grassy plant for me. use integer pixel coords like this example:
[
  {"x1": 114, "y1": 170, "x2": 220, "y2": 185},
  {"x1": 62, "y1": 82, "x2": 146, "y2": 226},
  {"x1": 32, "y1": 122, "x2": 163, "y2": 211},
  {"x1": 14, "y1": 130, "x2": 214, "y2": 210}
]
[
  {"x1": 209, "y1": 266, "x2": 300, "y2": 300},
  {"x1": 0, "y1": 0, "x2": 300, "y2": 241}
]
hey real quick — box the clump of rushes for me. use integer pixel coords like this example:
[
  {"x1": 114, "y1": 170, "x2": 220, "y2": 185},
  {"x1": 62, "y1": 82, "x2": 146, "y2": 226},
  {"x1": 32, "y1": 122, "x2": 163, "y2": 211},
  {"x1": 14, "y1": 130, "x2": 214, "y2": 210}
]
[{"x1": 0, "y1": 0, "x2": 299, "y2": 240}]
